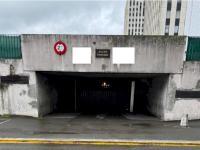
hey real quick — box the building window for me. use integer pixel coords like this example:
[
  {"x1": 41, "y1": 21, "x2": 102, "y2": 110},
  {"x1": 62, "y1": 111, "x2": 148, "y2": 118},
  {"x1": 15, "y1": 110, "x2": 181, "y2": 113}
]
[
  {"x1": 132, "y1": 29, "x2": 134, "y2": 35},
  {"x1": 130, "y1": 0, "x2": 132, "y2": 6},
  {"x1": 128, "y1": 29, "x2": 130, "y2": 35},
  {"x1": 174, "y1": 26, "x2": 179, "y2": 34},
  {"x1": 129, "y1": 13, "x2": 131, "y2": 16},
  {"x1": 129, "y1": 19, "x2": 131, "y2": 22},
  {"x1": 129, "y1": 8, "x2": 131, "y2": 12},
  {"x1": 176, "y1": 11, "x2": 180, "y2": 18},
  {"x1": 129, "y1": 24, "x2": 131, "y2": 27},
  {"x1": 143, "y1": 8, "x2": 145, "y2": 16},
  {"x1": 176, "y1": 0, "x2": 181, "y2": 11},
  {"x1": 166, "y1": 11, "x2": 171, "y2": 18},
  {"x1": 165, "y1": 18, "x2": 170, "y2": 25},
  {"x1": 165, "y1": 25, "x2": 169, "y2": 34},
  {"x1": 167, "y1": 0, "x2": 172, "y2": 11},
  {"x1": 175, "y1": 18, "x2": 180, "y2": 26}
]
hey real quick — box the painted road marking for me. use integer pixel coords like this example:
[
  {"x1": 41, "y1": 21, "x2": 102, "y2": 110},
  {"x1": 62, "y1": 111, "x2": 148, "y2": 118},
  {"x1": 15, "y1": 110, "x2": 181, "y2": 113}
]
[
  {"x1": 0, "y1": 119, "x2": 11, "y2": 125},
  {"x1": 0, "y1": 138, "x2": 200, "y2": 147}
]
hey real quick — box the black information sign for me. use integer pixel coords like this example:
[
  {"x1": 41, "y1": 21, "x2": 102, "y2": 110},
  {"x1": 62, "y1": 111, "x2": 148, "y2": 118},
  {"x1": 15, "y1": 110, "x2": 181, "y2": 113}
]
[{"x1": 96, "y1": 49, "x2": 110, "y2": 58}]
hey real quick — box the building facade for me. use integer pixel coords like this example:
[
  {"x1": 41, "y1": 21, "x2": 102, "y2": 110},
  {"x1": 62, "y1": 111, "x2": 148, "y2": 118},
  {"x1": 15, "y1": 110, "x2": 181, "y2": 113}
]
[
  {"x1": 124, "y1": 0, "x2": 188, "y2": 36},
  {"x1": 1, "y1": 35, "x2": 200, "y2": 121},
  {"x1": 124, "y1": 0, "x2": 145, "y2": 35}
]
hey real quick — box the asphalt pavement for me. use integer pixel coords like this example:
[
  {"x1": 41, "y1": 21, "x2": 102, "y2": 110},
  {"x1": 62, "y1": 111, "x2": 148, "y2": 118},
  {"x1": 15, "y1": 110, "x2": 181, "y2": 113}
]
[
  {"x1": 0, "y1": 144, "x2": 199, "y2": 150},
  {"x1": 0, "y1": 114, "x2": 200, "y2": 148},
  {"x1": 0, "y1": 114, "x2": 200, "y2": 140}
]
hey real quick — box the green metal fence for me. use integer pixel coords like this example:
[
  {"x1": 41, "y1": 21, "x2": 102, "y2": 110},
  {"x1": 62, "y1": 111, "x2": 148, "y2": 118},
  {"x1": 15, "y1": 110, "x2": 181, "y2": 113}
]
[
  {"x1": 186, "y1": 37, "x2": 200, "y2": 61},
  {"x1": 0, "y1": 35, "x2": 22, "y2": 59}
]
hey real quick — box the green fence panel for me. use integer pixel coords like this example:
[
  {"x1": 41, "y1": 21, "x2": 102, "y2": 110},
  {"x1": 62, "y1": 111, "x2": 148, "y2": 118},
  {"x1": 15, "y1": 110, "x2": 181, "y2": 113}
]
[
  {"x1": 186, "y1": 37, "x2": 200, "y2": 61},
  {"x1": 0, "y1": 35, "x2": 22, "y2": 59}
]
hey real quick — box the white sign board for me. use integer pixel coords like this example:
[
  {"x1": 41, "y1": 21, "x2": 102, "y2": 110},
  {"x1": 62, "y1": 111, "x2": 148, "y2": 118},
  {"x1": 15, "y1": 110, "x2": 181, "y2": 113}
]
[
  {"x1": 112, "y1": 47, "x2": 135, "y2": 64},
  {"x1": 72, "y1": 47, "x2": 91, "y2": 64}
]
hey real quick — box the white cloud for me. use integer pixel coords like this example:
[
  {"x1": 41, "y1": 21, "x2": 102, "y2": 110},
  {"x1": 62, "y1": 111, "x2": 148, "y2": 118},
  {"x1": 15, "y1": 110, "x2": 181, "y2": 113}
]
[{"x1": 0, "y1": 0, "x2": 126, "y2": 34}]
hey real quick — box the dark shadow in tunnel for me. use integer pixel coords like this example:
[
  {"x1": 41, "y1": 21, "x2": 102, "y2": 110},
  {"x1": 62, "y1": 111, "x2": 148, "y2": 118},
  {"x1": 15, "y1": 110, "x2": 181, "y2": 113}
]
[
  {"x1": 46, "y1": 74, "x2": 131, "y2": 114},
  {"x1": 76, "y1": 78, "x2": 131, "y2": 114},
  {"x1": 48, "y1": 76, "x2": 76, "y2": 113},
  {"x1": 37, "y1": 72, "x2": 165, "y2": 117},
  {"x1": 133, "y1": 79, "x2": 152, "y2": 116}
]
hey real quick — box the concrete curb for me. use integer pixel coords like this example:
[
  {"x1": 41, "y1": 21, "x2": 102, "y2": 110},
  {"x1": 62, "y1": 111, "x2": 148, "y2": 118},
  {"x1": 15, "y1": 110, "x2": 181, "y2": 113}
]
[{"x1": 0, "y1": 138, "x2": 200, "y2": 147}]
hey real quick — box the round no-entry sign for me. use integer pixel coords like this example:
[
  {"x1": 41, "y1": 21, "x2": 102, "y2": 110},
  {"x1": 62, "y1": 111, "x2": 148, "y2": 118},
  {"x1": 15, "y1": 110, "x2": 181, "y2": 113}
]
[{"x1": 54, "y1": 40, "x2": 67, "y2": 55}]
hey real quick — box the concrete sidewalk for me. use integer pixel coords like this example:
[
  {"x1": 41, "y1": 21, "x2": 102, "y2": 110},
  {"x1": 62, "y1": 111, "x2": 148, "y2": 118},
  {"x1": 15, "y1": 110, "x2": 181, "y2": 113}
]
[{"x1": 0, "y1": 114, "x2": 200, "y2": 146}]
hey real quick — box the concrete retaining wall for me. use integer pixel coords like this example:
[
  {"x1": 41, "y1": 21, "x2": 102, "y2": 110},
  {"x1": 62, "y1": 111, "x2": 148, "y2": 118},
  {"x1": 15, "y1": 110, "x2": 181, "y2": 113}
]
[
  {"x1": 181, "y1": 62, "x2": 200, "y2": 89},
  {"x1": 163, "y1": 62, "x2": 200, "y2": 121},
  {"x1": 36, "y1": 73, "x2": 57, "y2": 117},
  {"x1": 148, "y1": 76, "x2": 169, "y2": 119},
  {"x1": 0, "y1": 60, "x2": 38, "y2": 117}
]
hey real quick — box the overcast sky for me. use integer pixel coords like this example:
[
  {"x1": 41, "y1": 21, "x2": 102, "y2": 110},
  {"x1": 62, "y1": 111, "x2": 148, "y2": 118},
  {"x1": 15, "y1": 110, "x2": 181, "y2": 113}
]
[
  {"x1": 185, "y1": 0, "x2": 200, "y2": 36},
  {"x1": 0, "y1": 0, "x2": 199, "y2": 36}
]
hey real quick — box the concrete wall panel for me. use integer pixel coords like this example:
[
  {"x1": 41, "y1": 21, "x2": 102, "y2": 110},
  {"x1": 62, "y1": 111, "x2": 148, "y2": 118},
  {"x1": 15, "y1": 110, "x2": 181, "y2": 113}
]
[
  {"x1": 36, "y1": 73, "x2": 57, "y2": 117},
  {"x1": 21, "y1": 35, "x2": 186, "y2": 74},
  {"x1": 164, "y1": 99, "x2": 200, "y2": 121},
  {"x1": 6, "y1": 84, "x2": 38, "y2": 117},
  {"x1": 163, "y1": 62, "x2": 200, "y2": 120},
  {"x1": 148, "y1": 76, "x2": 169, "y2": 119},
  {"x1": 181, "y1": 61, "x2": 200, "y2": 89},
  {"x1": 0, "y1": 60, "x2": 38, "y2": 117}
]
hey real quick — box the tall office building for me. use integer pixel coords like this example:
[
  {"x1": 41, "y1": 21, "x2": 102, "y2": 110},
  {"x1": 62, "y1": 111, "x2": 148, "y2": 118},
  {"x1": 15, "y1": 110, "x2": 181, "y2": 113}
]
[
  {"x1": 124, "y1": 0, "x2": 188, "y2": 36},
  {"x1": 124, "y1": 0, "x2": 145, "y2": 35}
]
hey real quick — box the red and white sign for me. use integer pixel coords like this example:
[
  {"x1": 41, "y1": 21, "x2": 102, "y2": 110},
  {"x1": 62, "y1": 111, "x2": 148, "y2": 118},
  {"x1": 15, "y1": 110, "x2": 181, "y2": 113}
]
[{"x1": 54, "y1": 40, "x2": 67, "y2": 55}]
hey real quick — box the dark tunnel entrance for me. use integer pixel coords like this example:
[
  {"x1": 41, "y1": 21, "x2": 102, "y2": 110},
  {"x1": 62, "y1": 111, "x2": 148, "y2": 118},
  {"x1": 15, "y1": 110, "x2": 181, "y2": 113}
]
[
  {"x1": 76, "y1": 78, "x2": 131, "y2": 114},
  {"x1": 36, "y1": 72, "x2": 169, "y2": 117}
]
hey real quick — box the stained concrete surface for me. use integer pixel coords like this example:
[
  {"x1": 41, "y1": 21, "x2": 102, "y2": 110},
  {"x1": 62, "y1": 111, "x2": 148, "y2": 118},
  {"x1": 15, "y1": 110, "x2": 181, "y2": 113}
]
[
  {"x1": 0, "y1": 144, "x2": 199, "y2": 150},
  {"x1": 0, "y1": 114, "x2": 200, "y2": 141},
  {"x1": 22, "y1": 35, "x2": 185, "y2": 73}
]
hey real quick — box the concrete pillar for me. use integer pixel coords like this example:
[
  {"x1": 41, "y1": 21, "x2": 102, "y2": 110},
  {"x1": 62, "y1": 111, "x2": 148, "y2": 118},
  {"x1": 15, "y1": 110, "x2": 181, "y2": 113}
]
[{"x1": 130, "y1": 81, "x2": 135, "y2": 113}]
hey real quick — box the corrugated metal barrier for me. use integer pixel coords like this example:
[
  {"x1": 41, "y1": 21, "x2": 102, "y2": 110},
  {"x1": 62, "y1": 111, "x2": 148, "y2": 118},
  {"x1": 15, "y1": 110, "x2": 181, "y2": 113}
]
[
  {"x1": 0, "y1": 35, "x2": 22, "y2": 59},
  {"x1": 186, "y1": 37, "x2": 200, "y2": 61}
]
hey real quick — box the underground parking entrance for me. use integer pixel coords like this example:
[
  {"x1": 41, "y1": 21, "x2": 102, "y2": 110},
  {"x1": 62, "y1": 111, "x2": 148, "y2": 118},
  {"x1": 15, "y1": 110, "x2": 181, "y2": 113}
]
[{"x1": 36, "y1": 72, "x2": 169, "y2": 119}]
